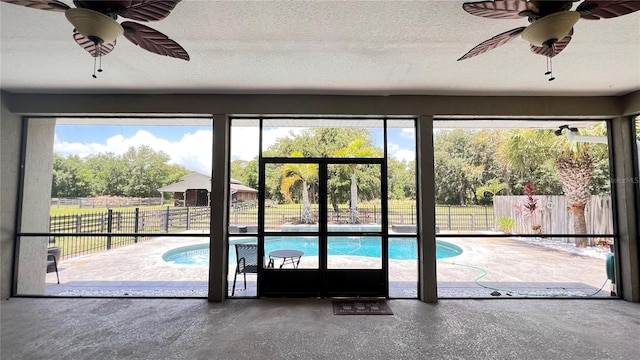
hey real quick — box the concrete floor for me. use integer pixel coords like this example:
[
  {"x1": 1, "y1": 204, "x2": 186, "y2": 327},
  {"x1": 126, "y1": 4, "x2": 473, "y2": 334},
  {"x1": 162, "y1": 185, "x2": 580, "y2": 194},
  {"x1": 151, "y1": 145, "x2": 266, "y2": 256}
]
[{"x1": 1, "y1": 298, "x2": 639, "y2": 360}]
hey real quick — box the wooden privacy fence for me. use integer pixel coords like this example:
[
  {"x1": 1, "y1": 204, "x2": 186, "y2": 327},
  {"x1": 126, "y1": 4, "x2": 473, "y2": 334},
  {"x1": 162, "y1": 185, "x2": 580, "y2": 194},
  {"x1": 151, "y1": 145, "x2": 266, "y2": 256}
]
[{"x1": 493, "y1": 195, "x2": 613, "y2": 243}]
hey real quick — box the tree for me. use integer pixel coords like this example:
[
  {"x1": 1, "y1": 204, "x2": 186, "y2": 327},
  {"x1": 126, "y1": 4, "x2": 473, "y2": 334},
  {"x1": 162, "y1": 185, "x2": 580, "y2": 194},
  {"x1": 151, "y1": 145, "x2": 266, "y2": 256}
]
[
  {"x1": 497, "y1": 128, "x2": 599, "y2": 247},
  {"x1": 280, "y1": 152, "x2": 318, "y2": 224},
  {"x1": 85, "y1": 152, "x2": 128, "y2": 196},
  {"x1": 120, "y1": 146, "x2": 175, "y2": 198},
  {"x1": 553, "y1": 130, "x2": 595, "y2": 247},
  {"x1": 230, "y1": 159, "x2": 258, "y2": 189},
  {"x1": 333, "y1": 138, "x2": 382, "y2": 223},
  {"x1": 83, "y1": 147, "x2": 189, "y2": 198},
  {"x1": 475, "y1": 179, "x2": 507, "y2": 201},
  {"x1": 387, "y1": 158, "x2": 416, "y2": 200},
  {"x1": 267, "y1": 128, "x2": 374, "y2": 158},
  {"x1": 261, "y1": 127, "x2": 383, "y2": 208},
  {"x1": 433, "y1": 129, "x2": 505, "y2": 205},
  {"x1": 52, "y1": 154, "x2": 93, "y2": 198}
]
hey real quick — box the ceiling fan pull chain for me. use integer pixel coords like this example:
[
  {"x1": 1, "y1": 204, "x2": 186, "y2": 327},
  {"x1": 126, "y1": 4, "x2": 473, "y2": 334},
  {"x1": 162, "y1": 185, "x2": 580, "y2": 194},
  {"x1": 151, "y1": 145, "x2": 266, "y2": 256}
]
[
  {"x1": 545, "y1": 51, "x2": 555, "y2": 82},
  {"x1": 97, "y1": 44, "x2": 103, "y2": 74},
  {"x1": 92, "y1": 55, "x2": 97, "y2": 79},
  {"x1": 543, "y1": 43, "x2": 557, "y2": 82}
]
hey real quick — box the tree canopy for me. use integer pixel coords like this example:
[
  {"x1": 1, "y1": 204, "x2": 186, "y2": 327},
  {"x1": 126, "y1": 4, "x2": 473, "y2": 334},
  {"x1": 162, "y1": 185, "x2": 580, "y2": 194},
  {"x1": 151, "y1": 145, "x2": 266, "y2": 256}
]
[
  {"x1": 52, "y1": 146, "x2": 190, "y2": 198},
  {"x1": 54, "y1": 123, "x2": 614, "y2": 210}
]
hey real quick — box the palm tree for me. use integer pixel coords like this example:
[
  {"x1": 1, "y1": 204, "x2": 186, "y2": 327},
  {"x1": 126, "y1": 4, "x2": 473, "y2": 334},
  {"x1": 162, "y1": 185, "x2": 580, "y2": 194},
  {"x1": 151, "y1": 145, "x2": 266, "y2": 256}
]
[
  {"x1": 497, "y1": 128, "x2": 598, "y2": 247},
  {"x1": 553, "y1": 132, "x2": 595, "y2": 247},
  {"x1": 333, "y1": 138, "x2": 381, "y2": 224},
  {"x1": 280, "y1": 151, "x2": 318, "y2": 224},
  {"x1": 475, "y1": 178, "x2": 508, "y2": 200}
]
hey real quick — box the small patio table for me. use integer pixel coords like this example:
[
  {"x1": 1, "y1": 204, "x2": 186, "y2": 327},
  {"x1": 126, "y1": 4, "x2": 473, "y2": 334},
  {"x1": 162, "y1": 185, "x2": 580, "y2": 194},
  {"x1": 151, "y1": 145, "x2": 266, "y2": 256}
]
[{"x1": 268, "y1": 249, "x2": 303, "y2": 269}]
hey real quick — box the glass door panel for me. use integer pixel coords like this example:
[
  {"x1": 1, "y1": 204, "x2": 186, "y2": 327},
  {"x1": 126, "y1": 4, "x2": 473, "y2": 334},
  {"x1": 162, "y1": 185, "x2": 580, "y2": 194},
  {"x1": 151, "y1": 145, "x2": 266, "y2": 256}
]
[
  {"x1": 264, "y1": 162, "x2": 319, "y2": 231},
  {"x1": 324, "y1": 160, "x2": 387, "y2": 297},
  {"x1": 326, "y1": 163, "x2": 382, "y2": 233},
  {"x1": 327, "y1": 236, "x2": 382, "y2": 269},
  {"x1": 264, "y1": 236, "x2": 318, "y2": 269}
]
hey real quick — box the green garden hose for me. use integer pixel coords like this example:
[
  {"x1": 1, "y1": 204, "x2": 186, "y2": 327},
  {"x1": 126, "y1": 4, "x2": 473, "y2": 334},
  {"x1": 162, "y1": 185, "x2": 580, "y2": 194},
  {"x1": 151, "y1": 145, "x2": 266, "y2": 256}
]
[{"x1": 442, "y1": 261, "x2": 609, "y2": 297}]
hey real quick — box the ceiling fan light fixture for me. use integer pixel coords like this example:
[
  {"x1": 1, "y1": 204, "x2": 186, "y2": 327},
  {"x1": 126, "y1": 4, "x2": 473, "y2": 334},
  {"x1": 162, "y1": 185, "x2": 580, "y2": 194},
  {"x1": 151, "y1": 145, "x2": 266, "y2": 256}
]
[
  {"x1": 521, "y1": 11, "x2": 580, "y2": 47},
  {"x1": 65, "y1": 8, "x2": 124, "y2": 44}
]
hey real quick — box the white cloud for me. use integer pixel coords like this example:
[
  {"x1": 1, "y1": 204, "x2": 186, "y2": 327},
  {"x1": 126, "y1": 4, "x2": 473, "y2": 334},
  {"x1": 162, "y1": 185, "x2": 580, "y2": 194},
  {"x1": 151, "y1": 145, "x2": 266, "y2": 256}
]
[
  {"x1": 230, "y1": 126, "x2": 306, "y2": 161},
  {"x1": 55, "y1": 129, "x2": 214, "y2": 174},
  {"x1": 391, "y1": 149, "x2": 415, "y2": 162},
  {"x1": 55, "y1": 126, "x2": 415, "y2": 172},
  {"x1": 230, "y1": 127, "x2": 259, "y2": 161},
  {"x1": 55, "y1": 126, "x2": 309, "y2": 174},
  {"x1": 401, "y1": 128, "x2": 415, "y2": 138},
  {"x1": 388, "y1": 142, "x2": 415, "y2": 162}
]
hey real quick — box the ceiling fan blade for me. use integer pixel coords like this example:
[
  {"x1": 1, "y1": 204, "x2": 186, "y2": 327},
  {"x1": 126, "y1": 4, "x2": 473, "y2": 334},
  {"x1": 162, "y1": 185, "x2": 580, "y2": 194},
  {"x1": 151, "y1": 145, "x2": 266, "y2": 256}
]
[
  {"x1": 73, "y1": 1, "x2": 132, "y2": 16},
  {"x1": 121, "y1": 0, "x2": 182, "y2": 21},
  {"x1": 121, "y1": 21, "x2": 189, "y2": 60},
  {"x1": 458, "y1": 27, "x2": 526, "y2": 61},
  {"x1": 73, "y1": 30, "x2": 116, "y2": 57},
  {"x1": 0, "y1": 0, "x2": 69, "y2": 11},
  {"x1": 462, "y1": 0, "x2": 539, "y2": 19},
  {"x1": 577, "y1": 0, "x2": 640, "y2": 19},
  {"x1": 530, "y1": 28, "x2": 574, "y2": 58}
]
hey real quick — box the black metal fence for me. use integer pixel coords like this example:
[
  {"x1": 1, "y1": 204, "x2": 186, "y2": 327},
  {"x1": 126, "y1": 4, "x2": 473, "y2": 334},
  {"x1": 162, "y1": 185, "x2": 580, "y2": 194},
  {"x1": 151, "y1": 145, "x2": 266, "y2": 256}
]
[
  {"x1": 435, "y1": 205, "x2": 493, "y2": 231},
  {"x1": 49, "y1": 206, "x2": 210, "y2": 260},
  {"x1": 49, "y1": 205, "x2": 493, "y2": 260},
  {"x1": 233, "y1": 205, "x2": 493, "y2": 232}
]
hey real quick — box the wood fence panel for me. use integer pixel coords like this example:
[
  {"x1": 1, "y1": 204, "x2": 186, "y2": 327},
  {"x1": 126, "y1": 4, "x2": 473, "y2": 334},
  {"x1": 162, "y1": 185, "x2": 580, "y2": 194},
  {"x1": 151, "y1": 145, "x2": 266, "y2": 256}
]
[{"x1": 493, "y1": 195, "x2": 613, "y2": 244}]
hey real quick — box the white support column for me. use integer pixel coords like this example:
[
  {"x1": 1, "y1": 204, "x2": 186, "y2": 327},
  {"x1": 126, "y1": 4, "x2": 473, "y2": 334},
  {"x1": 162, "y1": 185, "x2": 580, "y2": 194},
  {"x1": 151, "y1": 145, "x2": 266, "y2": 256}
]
[
  {"x1": 208, "y1": 114, "x2": 230, "y2": 302},
  {"x1": 610, "y1": 116, "x2": 640, "y2": 302},
  {"x1": 17, "y1": 118, "x2": 55, "y2": 295},
  {"x1": 1, "y1": 98, "x2": 21, "y2": 299},
  {"x1": 417, "y1": 115, "x2": 437, "y2": 302}
]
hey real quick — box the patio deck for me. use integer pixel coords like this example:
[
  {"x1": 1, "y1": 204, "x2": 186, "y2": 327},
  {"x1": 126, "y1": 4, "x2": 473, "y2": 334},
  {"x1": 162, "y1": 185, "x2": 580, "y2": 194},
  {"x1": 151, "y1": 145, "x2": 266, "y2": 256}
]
[{"x1": 45, "y1": 231, "x2": 611, "y2": 298}]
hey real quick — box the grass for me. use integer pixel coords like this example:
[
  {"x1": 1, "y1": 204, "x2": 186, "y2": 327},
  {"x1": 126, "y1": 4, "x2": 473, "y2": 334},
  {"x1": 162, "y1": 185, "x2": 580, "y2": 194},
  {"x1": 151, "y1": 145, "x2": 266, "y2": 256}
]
[{"x1": 50, "y1": 204, "x2": 174, "y2": 216}]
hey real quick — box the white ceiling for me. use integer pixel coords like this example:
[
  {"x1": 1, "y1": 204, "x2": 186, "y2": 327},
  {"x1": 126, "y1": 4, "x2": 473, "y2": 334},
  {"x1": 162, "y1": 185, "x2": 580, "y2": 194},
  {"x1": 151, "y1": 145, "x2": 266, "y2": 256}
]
[{"x1": 1, "y1": 0, "x2": 639, "y2": 96}]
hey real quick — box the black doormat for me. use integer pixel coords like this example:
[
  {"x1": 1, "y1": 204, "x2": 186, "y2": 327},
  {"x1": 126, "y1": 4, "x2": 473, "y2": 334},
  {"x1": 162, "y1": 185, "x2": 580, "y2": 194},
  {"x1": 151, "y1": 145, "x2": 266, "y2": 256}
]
[{"x1": 332, "y1": 300, "x2": 393, "y2": 315}]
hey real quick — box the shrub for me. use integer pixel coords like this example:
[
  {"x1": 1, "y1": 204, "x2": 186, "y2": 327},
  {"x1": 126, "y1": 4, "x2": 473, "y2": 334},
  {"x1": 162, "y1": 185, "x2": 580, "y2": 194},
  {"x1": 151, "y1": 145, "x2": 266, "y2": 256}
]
[{"x1": 496, "y1": 216, "x2": 515, "y2": 233}]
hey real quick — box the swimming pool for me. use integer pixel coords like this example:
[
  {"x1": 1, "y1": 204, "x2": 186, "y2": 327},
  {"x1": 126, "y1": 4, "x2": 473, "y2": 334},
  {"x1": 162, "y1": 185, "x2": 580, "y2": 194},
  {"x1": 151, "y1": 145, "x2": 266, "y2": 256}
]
[{"x1": 163, "y1": 237, "x2": 462, "y2": 266}]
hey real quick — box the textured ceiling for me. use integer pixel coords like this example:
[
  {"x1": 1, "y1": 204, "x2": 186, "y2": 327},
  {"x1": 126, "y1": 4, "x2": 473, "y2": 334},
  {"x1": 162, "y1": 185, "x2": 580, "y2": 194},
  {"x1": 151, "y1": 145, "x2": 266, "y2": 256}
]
[{"x1": 1, "y1": 0, "x2": 639, "y2": 96}]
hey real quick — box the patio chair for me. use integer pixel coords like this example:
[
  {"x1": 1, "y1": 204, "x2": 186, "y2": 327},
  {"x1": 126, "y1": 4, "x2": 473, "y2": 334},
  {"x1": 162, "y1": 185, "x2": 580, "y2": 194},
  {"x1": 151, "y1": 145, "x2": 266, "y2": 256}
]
[
  {"x1": 232, "y1": 244, "x2": 258, "y2": 296},
  {"x1": 47, "y1": 247, "x2": 61, "y2": 284}
]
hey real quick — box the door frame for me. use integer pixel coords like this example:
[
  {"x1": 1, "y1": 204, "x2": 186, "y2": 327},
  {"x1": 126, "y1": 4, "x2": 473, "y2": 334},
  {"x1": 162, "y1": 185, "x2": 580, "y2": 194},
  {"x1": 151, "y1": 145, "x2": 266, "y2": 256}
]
[{"x1": 257, "y1": 157, "x2": 388, "y2": 297}]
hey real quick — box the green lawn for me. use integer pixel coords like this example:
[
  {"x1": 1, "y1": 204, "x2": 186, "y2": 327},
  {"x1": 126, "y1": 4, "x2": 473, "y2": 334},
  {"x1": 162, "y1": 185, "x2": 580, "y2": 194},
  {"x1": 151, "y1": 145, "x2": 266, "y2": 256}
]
[{"x1": 50, "y1": 204, "x2": 173, "y2": 216}]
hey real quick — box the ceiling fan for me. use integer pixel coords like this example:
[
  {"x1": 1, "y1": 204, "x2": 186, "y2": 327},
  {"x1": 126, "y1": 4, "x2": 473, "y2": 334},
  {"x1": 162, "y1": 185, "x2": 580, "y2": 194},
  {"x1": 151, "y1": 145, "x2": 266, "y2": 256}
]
[
  {"x1": 458, "y1": 0, "x2": 640, "y2": 80},
  {"x1": 1, "y1": 0, "x2": 190, "y2": 77}
]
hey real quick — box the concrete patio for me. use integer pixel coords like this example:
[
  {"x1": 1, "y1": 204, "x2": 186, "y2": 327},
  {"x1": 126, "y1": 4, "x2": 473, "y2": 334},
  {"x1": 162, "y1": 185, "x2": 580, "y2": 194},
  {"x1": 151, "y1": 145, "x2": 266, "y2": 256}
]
[{"x1": 44, "y1": 232, "x2": 611, "y2": 298}]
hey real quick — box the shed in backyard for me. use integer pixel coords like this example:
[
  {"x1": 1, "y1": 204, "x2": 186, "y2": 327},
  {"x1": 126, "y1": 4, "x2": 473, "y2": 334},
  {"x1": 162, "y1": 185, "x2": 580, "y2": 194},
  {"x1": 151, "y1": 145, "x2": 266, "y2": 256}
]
[{"x1": 158, "y1": 173, "x2": 257, "y2": 206}]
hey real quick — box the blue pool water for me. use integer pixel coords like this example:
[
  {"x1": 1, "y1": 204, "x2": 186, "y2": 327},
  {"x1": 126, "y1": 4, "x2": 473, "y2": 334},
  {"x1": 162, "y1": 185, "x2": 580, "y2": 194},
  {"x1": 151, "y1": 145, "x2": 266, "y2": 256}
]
[{"x1": 163, "y1": 237, "x2": 462, "y2": 266}]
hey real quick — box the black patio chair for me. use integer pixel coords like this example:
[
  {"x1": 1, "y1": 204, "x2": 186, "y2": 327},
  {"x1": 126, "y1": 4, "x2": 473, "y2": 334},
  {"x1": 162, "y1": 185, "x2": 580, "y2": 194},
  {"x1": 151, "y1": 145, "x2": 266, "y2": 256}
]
[
  {"x1": 232, "y1": 244, "x2": 258, "y2": 296},
  {"x1": 47, "y1": 247, "x2": 61, "y2": 284}
]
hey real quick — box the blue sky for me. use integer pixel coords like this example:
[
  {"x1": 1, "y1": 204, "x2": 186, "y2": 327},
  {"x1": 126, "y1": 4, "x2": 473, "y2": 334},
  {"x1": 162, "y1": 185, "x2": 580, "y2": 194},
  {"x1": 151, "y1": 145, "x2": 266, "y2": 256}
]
[{"x1": 54, "y1": 125, "x2": 415, "y2": 174}]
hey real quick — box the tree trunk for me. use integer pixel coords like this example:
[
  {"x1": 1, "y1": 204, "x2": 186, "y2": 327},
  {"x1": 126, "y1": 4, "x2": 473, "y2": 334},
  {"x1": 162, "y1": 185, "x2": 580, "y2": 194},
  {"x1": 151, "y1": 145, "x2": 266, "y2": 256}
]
[
  {"x1": 503, "y1": 168, "x2": 512, "y2": 195},
  {"x1": 349, "y1": 170, "x2": 360, "y2": 224},
  {"x1": 572, "y1": 204, "x2": 589, "y2": 248},
  {"x1": 350, "y1": 171, "x2": 357, "y2": 211},
  {"x1": 301, "y1": 180, "x2": 313, "y2": 224},
  {"x1": 556, "y1": 154, "x2": 594, "y2": 248}
]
